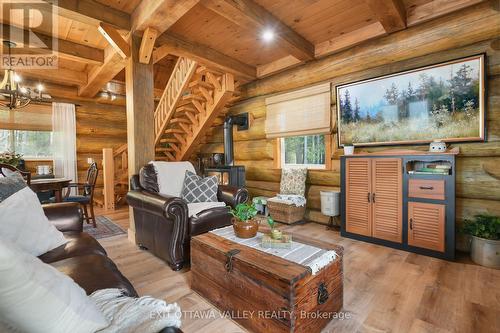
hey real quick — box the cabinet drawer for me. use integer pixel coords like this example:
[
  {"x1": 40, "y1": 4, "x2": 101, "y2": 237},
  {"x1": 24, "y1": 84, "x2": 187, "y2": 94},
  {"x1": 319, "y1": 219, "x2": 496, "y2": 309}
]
[{"x1": 408, "y1": 179, "x2": 445, "y2": 200}]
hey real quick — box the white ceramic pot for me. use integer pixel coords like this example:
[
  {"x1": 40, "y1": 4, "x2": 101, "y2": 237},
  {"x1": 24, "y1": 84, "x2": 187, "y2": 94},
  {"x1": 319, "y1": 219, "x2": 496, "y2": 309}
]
[
  {"x1": 344, "y1": 145, "x2": 355, "y2": 155},
  {"x1": 470, "y1": 236, "x2": 500, "y2": 269}
]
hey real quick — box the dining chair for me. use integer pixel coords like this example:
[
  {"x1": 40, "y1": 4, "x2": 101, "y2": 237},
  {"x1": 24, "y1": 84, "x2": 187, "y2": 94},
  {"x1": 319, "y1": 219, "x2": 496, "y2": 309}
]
[
  {"x1": 0, "y1": 163, "x2": 31, "y2": 185},
  {"x1": 62, "y1": 162, "x2": 98, "y2": 228}
]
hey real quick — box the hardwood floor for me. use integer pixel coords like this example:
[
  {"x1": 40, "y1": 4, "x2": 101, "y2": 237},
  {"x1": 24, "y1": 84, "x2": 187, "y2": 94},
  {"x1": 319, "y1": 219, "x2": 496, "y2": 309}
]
[{"x1": 95, "y1": 207, "x2": 500, "y2": 333}]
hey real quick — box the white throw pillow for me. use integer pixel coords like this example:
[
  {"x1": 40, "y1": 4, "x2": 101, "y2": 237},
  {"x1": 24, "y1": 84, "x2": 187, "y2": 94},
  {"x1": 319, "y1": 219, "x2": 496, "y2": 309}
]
[
  {"x1": 0, "y1": 237, "x2": 109, "y2": 333},
  {"x1": 0, "y1": 173, "x2": 67, "y2": 256},
  {"x1": 150, "y1": 161, "x2": 196, "y2": 197}
]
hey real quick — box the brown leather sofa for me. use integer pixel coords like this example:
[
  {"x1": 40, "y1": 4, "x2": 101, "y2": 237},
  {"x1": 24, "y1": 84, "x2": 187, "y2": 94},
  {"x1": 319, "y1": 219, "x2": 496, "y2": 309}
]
[
  {"x1": 41, "y1": 202, "x2": 181, "y2": 333},
  {"x1": 127, "y1": 165, "x2": 248, "y2": 270}
]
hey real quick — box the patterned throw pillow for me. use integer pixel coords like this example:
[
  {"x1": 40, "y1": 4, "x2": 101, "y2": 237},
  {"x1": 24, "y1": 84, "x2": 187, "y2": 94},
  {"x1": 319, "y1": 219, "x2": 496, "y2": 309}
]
[
  {"x1": 280, "y1": 168, "x2": 307, "y2": 197},
  {"x1": 181, "y1": 171, "x2": 219, "y2": 203}
]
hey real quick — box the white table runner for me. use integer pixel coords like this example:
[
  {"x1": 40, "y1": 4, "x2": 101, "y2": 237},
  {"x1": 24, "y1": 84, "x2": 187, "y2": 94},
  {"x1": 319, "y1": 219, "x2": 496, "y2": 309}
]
[{"x1": 210, "y1": 226, "x2": 337, "y2": 275}]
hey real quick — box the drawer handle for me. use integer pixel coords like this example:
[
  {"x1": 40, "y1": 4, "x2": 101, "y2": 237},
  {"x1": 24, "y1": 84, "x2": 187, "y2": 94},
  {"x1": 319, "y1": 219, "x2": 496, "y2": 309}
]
[{"x1": 419, "y1": 186, "x2": 434, "y2": 190}]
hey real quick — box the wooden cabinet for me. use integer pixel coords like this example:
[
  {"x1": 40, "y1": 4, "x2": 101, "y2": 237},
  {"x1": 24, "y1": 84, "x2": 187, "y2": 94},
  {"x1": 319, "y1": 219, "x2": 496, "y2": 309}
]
[
  {"x1": 345, "y1": 158, "x2": 371, "y2": 236},
  {"x1": 345, "y1": 158, "x2": 402, "y2": 243},
  {"x1": 341, "y1": 150, "x2": 456, "y2": 260},
  {"x1": 408, "y1": 202, "x2": 445, "y2": 252}
]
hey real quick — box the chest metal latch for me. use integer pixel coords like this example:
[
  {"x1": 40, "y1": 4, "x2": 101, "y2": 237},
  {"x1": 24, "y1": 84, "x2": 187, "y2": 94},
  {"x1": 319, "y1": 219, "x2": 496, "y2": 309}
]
[{"x1": 225, "y1": 249, "x2": 240, "y2": 272}]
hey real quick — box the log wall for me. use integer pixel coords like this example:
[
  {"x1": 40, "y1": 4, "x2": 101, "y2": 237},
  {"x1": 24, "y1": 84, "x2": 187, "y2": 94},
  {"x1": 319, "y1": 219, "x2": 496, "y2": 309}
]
[
  {"x1": 197, "y1": 2, "x2": 500, "y2": 238},
  {"x1": 75, "y1": 102, "x2": 127, "y2": 202}
]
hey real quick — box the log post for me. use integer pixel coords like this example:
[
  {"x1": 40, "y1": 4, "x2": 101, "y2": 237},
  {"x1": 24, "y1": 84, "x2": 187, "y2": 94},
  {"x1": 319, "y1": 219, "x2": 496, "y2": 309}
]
[
  {"x1": 126, "y1": 35, "x2": 155, "y2": 243},
  {"x1": 102, "y1": 148, "x2": 115, "y2": 211}
]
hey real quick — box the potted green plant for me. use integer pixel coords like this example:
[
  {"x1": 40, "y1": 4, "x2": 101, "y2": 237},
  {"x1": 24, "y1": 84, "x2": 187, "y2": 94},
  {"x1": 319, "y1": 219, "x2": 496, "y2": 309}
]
[
  {"x1": 267, "y1": 216, "x2": 282, "y2": 240},
  {"x1": 462, "y1": 214, "x2": 500, "y2": 269},
  {"x1": 343, "y1": 142, "x2": 354, "y2": 155},
  {"x1": 0, "y1": 151, "x2": 23, "y2": 167},
  {"x1": 231, "y1": 203, "x2": 259, "y2": 238}
]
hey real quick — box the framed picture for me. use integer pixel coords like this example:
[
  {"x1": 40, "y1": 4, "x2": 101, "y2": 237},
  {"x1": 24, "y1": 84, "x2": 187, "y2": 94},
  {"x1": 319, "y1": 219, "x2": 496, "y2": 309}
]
[{"x1": 336, "y1": 54, "x2": 485, "y2": 146}]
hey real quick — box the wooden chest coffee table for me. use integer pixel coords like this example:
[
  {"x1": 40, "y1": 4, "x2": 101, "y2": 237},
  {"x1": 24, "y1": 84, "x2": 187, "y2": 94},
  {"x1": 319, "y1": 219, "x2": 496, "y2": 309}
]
[{"x1": 190, "y1": 227, "x2": 343, "y2": 333}]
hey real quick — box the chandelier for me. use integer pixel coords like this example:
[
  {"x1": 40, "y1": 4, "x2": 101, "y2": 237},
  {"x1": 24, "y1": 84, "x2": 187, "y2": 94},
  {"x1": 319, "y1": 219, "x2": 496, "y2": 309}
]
[{"x1": 0, "y1": 41, "x2": 44, "y2": 110}]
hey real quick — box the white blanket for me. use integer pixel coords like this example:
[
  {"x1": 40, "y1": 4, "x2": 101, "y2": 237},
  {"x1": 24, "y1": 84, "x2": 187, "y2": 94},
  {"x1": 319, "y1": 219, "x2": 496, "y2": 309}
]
[
  {"x1": 268, "y1": 194, "x2": 307, "y2": 207},
  {"x1": 188, "y1": 202, "x2": 226, "y2": 217},
  {"x1": 91, "y1": 289, "x2": 181, "y2": 333}
]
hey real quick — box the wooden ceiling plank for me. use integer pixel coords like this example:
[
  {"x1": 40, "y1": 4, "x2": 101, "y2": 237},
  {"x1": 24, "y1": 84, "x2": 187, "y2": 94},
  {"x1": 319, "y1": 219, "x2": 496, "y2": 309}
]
[
  {"x1": 98, "y1": 23, "x2": 131, "y2": 59},
  {"x1": 256, "y1": 55, "x2": 302, "y2": 78},
  {"x1": 201, "y1": 0, "x2": 314, "y2": 61},
  {"x1": 1, "y1": 24, "x2": 103, "y2": 65},
  {"x1": 153, "y1": 34, "x2": 256, "y2": 81},
  {"x1": 42, "y1": 0, "x2": 131, "y2": 30},
  {"x1": 364, "y1": 0, "x2": 407, "y2": 33},
  {"x1": 131, "y1": 0, "x2": 200, "y2": 32},
  {"x1": 315, "y1": 22, "x2": 387, "y2": 58},
  {"x1": 139, "y1": 27, "x2": 158, "y2": 64},
  {"x1": 406, "y1": 0, "x2": 486, "y2": 26}
]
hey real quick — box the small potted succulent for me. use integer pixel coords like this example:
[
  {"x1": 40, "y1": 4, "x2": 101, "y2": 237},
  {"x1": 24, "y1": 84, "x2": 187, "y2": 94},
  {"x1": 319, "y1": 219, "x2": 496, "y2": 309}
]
[
  {"x1": 343, "y1": 142, "x2": 355, "y2": 155},
  {"x1": 231, "y1": 203, "x2": 259, "y2": 238},
  {"x1": 462, "y1": 214, "x2": 500, "y2": 269},
  {"x1": 267, "y1": 216, "x2": 282, "y2": 240}
]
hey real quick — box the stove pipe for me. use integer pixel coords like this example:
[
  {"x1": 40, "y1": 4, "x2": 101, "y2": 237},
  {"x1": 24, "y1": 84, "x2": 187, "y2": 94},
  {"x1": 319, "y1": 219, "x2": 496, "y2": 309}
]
[{"x1": 223, "y1": 113, "x2": 249, "y2": 166}]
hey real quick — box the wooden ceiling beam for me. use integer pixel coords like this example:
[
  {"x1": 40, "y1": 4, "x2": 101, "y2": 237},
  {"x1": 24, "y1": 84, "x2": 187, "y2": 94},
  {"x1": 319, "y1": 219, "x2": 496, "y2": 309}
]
[
  {"x1": 98, "y1": 23, "x2": 131, "y2": 59},
  {"x1": 1, "y1": 24, "x2": 103, "y2": 65},
  {"x1": 256, "y1": 56, "x2": 302, "y2": 78},
  {"x1": 42, "y1": 0, "x2": 131, "y2": 30},
  {"x1": 78, "y1": 44, "x2": 127, "y2": 97},
  {"x1": 154, "y1": 33, "x2": 256, "y2": 81},
  {"x1": 139, "y1": 27, "x2": 158, "y2": 64},
  {"x1": 16, "y1": 68, "x2": 87, "y2": 86},
  {"x1": 131, "y1": 0, "x2": 200, "y2": 33},
  {"x1": 201, "y1": 0, "x2": 314, "y2": 61},
  {"x1": 364, "y1": 0, "x2": 407, "y2": 33},
  {"x1": 315, "y1": 22, "x2": 387, "y2": 58},
  {"x1": 406, "y1": 0, "x2": 486, "y2": 26}
]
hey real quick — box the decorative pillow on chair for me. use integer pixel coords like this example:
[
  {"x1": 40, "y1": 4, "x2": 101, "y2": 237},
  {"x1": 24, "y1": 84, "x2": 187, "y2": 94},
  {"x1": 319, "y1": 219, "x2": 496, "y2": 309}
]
[
  {"x1": 0, "y1": 237, "x2": 109, "y2": 333},
  {"x1": 0, "y1": 173, "x2": 67, "y2": 256},
  {"x1": 181, "y1": 170, "x2": 219, "y2": 203},
  {"x1": 280, "y1": 168, "x2": 308, "y2": 197}
]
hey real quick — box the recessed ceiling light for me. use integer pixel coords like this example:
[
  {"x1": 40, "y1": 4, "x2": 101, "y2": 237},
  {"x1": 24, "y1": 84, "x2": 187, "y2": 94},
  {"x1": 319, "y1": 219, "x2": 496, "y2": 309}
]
[
  {"x1": 262, "y1": 29, "x2": 275, "y2": 42},
  {"x1": 37, "y1": 84, "x2": 44, "y2": 92}
]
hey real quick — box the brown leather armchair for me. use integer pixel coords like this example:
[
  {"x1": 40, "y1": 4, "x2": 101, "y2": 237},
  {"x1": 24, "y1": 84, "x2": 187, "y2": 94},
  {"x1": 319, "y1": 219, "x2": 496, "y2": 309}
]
[{"x1": 127, "y1": 164, "x2": 248, "y2": 271}]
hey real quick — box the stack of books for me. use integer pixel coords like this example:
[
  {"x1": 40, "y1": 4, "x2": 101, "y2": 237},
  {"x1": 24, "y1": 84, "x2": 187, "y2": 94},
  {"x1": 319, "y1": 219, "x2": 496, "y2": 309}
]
[{"x1": 409, "y1": 164, "x2": 451, "y2": 175}]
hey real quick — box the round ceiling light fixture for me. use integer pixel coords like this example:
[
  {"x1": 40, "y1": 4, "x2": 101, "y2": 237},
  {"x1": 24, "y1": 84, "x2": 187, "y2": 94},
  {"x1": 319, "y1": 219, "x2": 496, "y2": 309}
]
[{"x1": 261, "y1": 29, "x2": 275, "y2": 42}]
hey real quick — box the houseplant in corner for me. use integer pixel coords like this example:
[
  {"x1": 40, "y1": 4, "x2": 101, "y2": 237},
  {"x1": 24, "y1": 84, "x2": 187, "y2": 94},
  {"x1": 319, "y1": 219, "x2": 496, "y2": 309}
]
[
  {"x1": 463, "y1": 214, "x2": 500, "y2": 269},
  {"x1": 0, "y1": 151, "x2": 23, "y2": 167},
  {"x1": 231, "y1": 203, "x2": 259, "y2": 238}
]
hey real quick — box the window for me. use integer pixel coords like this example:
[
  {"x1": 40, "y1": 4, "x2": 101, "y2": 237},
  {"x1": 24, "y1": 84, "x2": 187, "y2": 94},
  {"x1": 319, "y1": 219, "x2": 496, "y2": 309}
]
[
  {"x1": 280, "y1": 134, "x2": 327, "y2": 169},
  {"x1": 0, "y1": 129, "x2": 53, "y2": 158}
]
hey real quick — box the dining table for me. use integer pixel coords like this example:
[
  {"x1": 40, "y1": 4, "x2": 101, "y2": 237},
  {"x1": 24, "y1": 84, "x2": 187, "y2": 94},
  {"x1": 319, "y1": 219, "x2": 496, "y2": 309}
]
[{"x1": 29, "y1": 177, "x2": 72, "y2": 203}]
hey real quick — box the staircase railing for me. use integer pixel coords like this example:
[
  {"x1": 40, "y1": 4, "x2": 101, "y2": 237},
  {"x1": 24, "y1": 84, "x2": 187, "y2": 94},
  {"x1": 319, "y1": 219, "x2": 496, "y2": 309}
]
[{"x1": 154, "y1": 57, "x2": 197, "y2": 145}]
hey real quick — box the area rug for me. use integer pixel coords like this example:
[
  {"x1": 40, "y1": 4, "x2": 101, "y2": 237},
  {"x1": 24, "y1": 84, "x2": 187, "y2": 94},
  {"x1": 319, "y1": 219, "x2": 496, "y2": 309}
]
[{"x1": 83, "y1": 216, "x2": 126, "y2": 239}]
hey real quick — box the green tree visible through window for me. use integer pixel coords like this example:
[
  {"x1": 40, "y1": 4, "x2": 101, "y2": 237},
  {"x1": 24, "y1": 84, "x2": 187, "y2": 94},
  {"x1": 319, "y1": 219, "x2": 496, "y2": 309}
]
[
  {"x1": 283, "y1": 134, "x2": 325, "y2": 166},
  {"x1": 0, "y1": 129, "x2": 52, "y2": 157}
]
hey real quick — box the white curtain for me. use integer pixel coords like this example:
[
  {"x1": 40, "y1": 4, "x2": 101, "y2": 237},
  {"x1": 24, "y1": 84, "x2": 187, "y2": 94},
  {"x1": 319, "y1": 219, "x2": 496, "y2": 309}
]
[{"x1": 52, "y1": 103, "x2": 77, "y2": 191}]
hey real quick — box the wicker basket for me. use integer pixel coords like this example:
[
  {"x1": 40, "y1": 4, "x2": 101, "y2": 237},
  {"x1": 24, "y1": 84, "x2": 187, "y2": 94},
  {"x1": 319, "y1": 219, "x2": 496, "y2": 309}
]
[{"x1": 267, "y1": 200, "x2": 306, "y2": 224}]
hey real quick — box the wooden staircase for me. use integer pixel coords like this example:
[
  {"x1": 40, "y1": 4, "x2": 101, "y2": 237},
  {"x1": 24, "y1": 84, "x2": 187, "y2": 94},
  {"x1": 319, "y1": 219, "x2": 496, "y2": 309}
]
[{"x1": 154, "y1": 57, "x2": 236, "y2": 161}]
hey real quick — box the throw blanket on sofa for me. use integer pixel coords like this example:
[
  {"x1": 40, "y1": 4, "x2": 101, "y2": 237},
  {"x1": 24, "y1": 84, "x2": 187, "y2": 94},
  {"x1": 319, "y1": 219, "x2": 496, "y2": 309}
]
[{"x1": 91, "y1": 289, "x2": 181, "y2": 333}]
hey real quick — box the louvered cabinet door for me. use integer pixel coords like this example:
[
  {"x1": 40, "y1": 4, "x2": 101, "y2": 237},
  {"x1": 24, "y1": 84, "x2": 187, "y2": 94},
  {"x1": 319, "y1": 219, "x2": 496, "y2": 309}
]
[
  {"x1": 408, "y1": 202, "x2": 445, "y2": 252},
  {"x1": 371, "y1": 158, "x2": 402, "y2": 243},
  {"x1": 345, "y1": 158, "x2": 372, "y2": 237}
]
